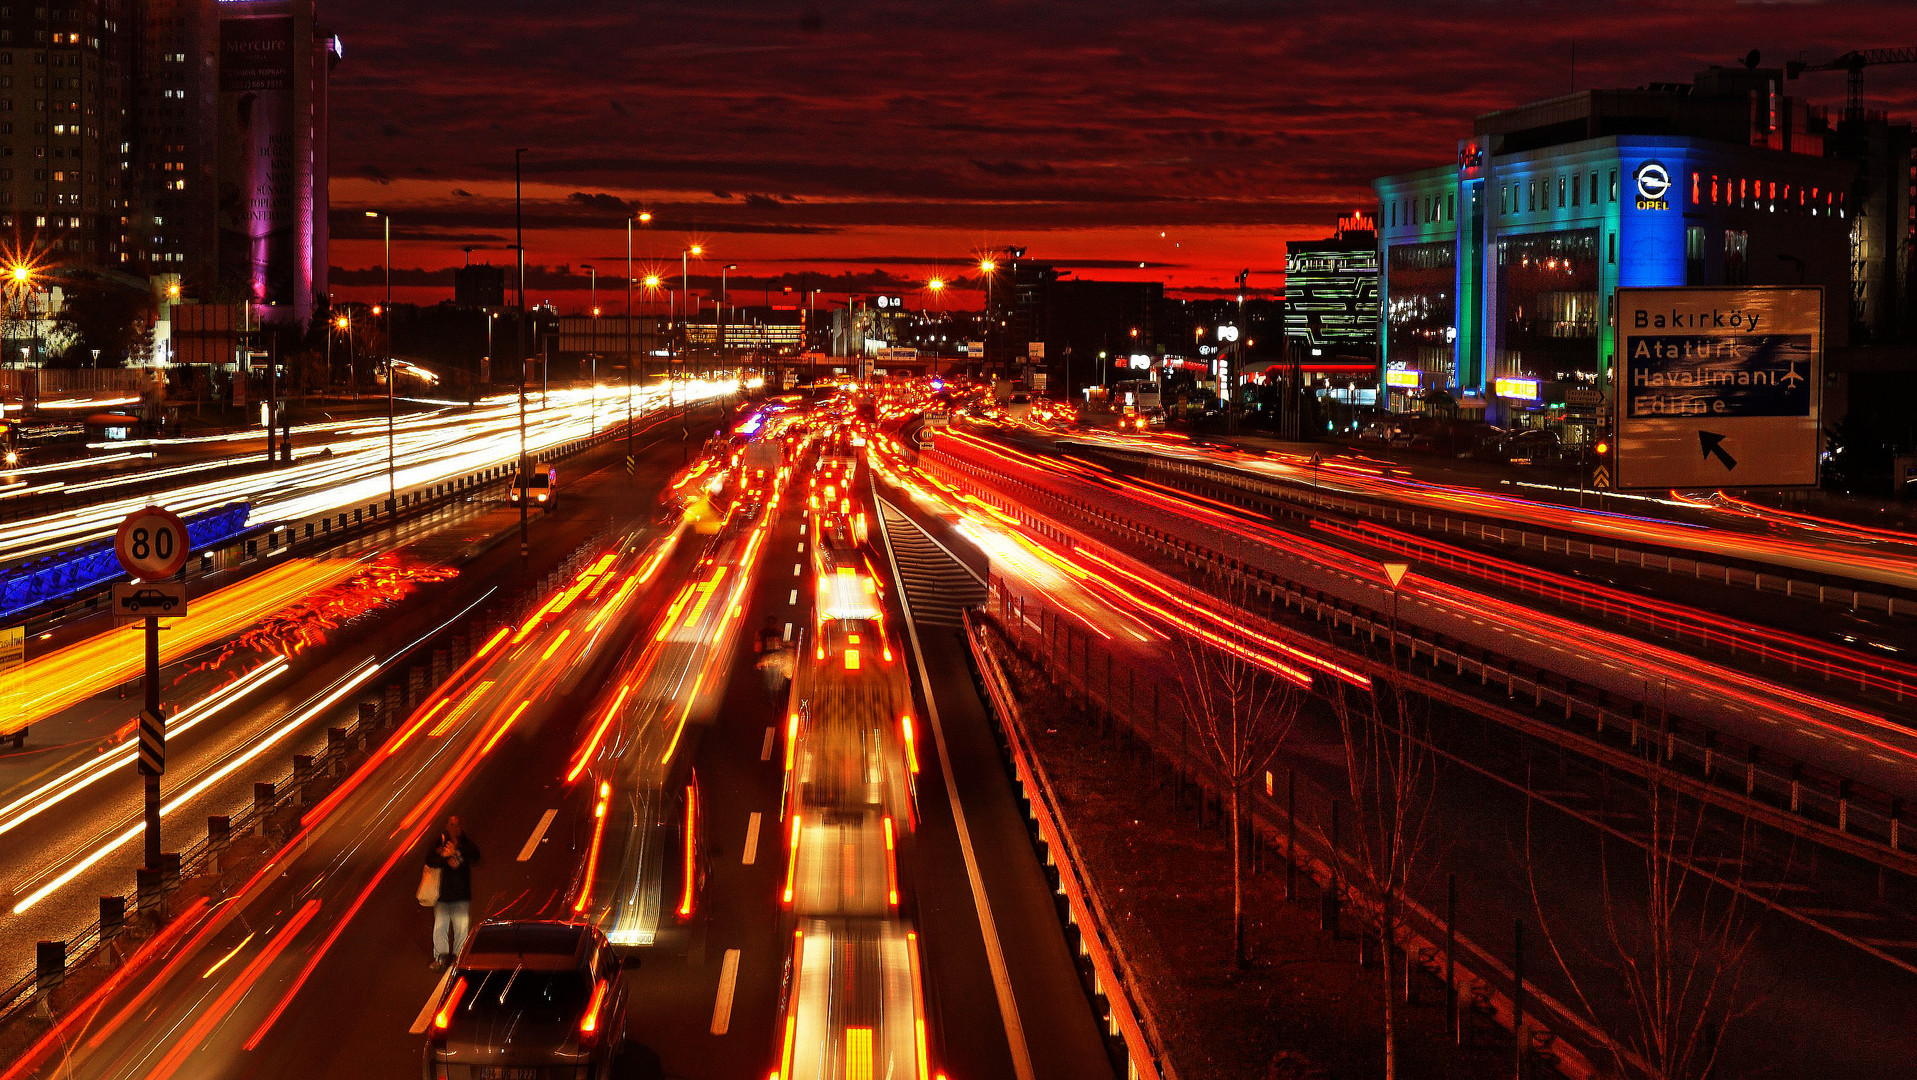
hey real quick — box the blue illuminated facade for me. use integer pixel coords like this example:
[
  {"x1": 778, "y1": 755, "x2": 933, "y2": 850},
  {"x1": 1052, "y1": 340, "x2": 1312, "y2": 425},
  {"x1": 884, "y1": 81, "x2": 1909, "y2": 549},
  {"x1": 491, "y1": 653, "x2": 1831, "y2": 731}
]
[{"x1": 1375, "y1": 76, "x2": 1856, "y2": 426}]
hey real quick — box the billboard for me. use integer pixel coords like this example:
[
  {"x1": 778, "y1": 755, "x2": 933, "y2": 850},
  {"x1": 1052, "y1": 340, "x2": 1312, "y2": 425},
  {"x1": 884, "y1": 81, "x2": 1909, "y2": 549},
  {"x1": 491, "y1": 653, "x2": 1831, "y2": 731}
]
[
  {"x1": 218, "y1": 15, "x2": 297, "y2": 307},
  {"x1": 1614, "y1": 286, "x2": 1821, "y2": 489}
]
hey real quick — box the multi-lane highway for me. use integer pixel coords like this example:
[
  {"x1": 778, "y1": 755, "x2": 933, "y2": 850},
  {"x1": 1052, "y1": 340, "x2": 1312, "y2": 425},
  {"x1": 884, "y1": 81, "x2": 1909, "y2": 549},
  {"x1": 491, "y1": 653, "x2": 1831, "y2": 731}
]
[{"x1": 0, "y1": 392, "x2": 1114, "y2": 1080}]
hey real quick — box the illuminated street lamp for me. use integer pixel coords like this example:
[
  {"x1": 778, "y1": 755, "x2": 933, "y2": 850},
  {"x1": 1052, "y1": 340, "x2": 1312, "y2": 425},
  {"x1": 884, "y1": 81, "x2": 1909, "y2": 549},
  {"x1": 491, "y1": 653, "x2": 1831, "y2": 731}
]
[
  {"x1": 679, "y1": 244, "x2": 704, "y2": 382},
  {"x1": 976, "y1": 258, "x2": 999, "y2": 368},
  {"x1": 331, "y1": 312, "x2": 352, "y2": 402}
]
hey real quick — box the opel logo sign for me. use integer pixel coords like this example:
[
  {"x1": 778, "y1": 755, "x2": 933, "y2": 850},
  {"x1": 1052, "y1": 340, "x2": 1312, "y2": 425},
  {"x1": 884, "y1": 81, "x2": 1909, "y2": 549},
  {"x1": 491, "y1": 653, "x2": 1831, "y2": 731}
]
[{"x1": 1634, "y1": 162, "x2": 1672, "y2": 209}]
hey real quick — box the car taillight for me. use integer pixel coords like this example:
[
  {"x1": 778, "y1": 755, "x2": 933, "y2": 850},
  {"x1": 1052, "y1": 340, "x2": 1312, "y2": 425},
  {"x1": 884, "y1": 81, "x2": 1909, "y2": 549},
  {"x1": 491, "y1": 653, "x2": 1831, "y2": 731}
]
[
  {"x1": 433, "y1": 976, "x2": 467, "y2": 1031},
  {"x1": 579, "y1": 978, "x2": 610, "y2": 1040}
]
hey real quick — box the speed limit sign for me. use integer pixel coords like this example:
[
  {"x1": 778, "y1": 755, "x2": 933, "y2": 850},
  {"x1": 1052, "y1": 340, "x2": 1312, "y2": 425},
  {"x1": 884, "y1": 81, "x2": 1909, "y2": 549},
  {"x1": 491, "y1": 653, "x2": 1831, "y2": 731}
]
[{"x1": 115, "y1": 506, "x2": 190, "y2": 579}]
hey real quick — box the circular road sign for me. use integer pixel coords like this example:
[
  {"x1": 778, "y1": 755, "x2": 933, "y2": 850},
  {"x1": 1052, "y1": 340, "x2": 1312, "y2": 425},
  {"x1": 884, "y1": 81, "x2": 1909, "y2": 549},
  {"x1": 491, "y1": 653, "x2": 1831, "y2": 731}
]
[{"x1": 115, "y1": 506, "x2": 190, "y2": 579}]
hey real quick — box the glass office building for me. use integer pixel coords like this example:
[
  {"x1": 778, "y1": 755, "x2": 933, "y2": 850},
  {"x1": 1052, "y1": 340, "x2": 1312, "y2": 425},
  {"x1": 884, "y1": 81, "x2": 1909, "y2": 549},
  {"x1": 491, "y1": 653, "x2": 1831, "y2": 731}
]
[{"x1": 1374, "y1": 67, "x2": 1856, "y2": 427}]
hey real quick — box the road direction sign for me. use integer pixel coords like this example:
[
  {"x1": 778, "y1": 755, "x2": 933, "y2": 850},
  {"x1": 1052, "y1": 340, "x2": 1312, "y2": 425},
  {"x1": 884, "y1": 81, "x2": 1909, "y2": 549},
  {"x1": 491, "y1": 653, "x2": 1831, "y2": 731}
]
[
  {"x1": 115, "y1": 506, "x2": 189, "y2": 579},
  {"x1": 1591, "y1": 464, "x2": 1612, "y2": 490},
  {"x1": 112, "y1": 581, "x2": 187, "y2": 620},
  {"x1": 1614, "y1": 286, "x2": 1822, "y2": 489}
]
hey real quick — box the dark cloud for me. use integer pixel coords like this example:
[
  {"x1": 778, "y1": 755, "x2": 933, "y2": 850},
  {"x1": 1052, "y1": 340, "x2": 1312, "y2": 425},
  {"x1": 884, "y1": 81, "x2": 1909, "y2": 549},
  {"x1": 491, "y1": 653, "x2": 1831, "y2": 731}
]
[
  {"x1": 451, "y1": 188, "x2": 475, "y2": 197},
  {"x1": 743, "y1": 194, "x2": 783, "y2": 210},
  {"x1": 567, "y1": 191, "x2": 632, "y2": 213},
  {"x1": 970, "y1": 159, "x2": 1056, "y2": 178}
]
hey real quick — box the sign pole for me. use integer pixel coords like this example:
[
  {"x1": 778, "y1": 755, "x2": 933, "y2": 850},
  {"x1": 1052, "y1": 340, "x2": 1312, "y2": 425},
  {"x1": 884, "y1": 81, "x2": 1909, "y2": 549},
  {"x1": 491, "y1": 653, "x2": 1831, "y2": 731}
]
[
  {"x1": 140, "y1": 613, "x2": 163, "y2": 870},
  {"x1": 114, "y1": 504, "x2": 188, "y2": 877}
]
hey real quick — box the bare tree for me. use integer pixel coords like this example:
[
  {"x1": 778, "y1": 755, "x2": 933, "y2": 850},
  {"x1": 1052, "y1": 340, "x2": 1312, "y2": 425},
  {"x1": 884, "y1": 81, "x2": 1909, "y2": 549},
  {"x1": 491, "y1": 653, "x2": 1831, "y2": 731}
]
[
  {"x1": 1171, "y1": 576, "x2": 1307, "y2": 971},
  {"x1": 1525, "y1": 755, "x2": 1776, "y2": 1080},
  {"x1": 1329, "y1": 674, "x2": 1438, "y2": 1080}
]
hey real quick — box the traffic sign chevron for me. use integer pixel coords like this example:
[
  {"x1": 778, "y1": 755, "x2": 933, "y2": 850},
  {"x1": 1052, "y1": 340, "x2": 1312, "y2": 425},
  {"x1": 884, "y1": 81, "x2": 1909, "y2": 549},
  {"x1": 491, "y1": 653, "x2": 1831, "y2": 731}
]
[{"x1": 137, "y1": 708, "x2": 165, "y2": 775}]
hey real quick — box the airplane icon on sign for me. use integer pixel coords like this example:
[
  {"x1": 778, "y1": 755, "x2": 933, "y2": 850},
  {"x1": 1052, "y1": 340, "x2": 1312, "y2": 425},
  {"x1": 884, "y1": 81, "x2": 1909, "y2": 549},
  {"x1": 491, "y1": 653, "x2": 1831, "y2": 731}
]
[{"x1": 1778, "y1": 362, "x2": 1805, "y2": 390}]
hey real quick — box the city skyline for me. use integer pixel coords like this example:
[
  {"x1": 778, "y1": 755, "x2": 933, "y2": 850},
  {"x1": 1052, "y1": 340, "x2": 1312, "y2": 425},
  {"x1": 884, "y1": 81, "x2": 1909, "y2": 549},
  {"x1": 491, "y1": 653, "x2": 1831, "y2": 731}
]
[{"x1": 325, "y1": 0, "x2": 1917, "y2": 310}]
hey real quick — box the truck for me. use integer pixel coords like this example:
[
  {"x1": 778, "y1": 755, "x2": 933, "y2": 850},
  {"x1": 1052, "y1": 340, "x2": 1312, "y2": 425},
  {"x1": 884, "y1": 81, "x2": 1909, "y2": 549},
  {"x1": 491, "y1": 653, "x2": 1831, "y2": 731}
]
[{"x1": 508, "y1": 461, "x2": 558, "y2": 510}]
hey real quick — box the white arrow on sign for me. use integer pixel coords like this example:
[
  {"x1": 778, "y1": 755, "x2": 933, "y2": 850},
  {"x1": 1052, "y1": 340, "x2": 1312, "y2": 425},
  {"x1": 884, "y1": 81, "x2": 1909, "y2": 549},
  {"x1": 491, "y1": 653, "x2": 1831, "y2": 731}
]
[{"x1": 1382, "y1": 562, "x2": 1410, "y2": 588}]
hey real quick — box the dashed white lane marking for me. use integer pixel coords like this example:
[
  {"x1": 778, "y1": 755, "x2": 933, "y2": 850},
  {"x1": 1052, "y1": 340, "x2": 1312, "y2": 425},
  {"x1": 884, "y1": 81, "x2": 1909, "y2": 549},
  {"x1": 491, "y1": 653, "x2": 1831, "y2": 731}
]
[
  {"x1": 788, "y1": 589, "x2": 798, "y2": 605},
  {"x1": 710, "y1": 949, "x2": 742, "y2": 1034},
  {"x1": 783, "y1": 622, "x2": 793, "y2": 641},
  {"x1": 518, "y1": 808, "x2": 558, "y2": 862},
  {"x1": 742, "y1": 812, "x2": 762, "y2": 865},
  {"x1": 760, "y1": 727, "x2": 776, "y2": 762},
  {"x1": 792, "y1": 562, "x2": 802, "y2": 576},
  {"x1": 410, "y1": 967, "x2": 458, "y2": 1034},
  {"x1": 797, "y1": 541, "x2": 805, "y2": 552}
]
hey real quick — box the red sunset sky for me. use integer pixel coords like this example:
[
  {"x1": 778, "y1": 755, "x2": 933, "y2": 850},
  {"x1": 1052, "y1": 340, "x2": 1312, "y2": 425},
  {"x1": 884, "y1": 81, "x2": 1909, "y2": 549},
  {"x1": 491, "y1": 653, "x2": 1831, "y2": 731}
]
[{"x1": 323, "y1": 1, "x2": 1917, "y2": 313}]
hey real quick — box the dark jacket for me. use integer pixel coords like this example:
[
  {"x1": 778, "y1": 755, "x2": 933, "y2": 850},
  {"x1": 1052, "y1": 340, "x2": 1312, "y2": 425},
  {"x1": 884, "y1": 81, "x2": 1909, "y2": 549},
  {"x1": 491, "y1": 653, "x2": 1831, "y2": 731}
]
[{"x1": 425, "y1": 831, "x2": 480, "y2": 903}]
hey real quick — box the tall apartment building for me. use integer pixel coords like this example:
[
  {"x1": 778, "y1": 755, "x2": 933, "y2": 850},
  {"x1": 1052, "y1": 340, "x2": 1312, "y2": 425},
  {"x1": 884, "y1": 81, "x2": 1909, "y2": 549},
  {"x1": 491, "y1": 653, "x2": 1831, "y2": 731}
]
[
  {"x1": 0, "y1": 1, "x2": 136, "y2": 270},
  {"x1": 0, "y1": 0, "x2": 334, "y2": 331}
]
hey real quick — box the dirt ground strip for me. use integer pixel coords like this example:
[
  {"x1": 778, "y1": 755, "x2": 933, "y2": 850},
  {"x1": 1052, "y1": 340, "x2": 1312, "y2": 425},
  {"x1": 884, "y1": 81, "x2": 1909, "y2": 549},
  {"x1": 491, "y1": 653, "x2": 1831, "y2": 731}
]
[{"x1": 997, "y1": 648, "x2": 1516, "y2": 1080}]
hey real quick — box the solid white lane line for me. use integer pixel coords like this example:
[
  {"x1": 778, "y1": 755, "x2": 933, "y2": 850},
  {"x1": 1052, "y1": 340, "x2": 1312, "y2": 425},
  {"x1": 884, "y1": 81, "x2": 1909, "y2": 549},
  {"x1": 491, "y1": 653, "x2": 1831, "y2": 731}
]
[
  {"x1": 742, "y1": 812, "x2": 762, "y2": 865},
  {"x1": 410, "y1": 966, "x2": 458, "y2": 1034},
  {"x1": 760, "y1": 727, "x2": 776, "y2": 761},
  {"x1": 710, "y1": 949, "x2": 742, "y2": 1035},
  {"x1": 874, "y1": 487, "x2": 1037, "y2": 1080},
  {"x1": 517, "y1": 808, "x2": 558, "y2": 862}
]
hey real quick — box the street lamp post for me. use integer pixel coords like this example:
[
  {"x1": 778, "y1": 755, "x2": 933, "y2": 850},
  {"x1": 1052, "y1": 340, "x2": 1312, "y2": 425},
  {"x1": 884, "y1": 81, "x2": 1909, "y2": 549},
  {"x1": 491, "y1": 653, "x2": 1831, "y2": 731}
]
[
  {"x1": 332, "y1": 313, "x2": 351, "y2": 403},
  {"x1": 681, "y1": 244, "x2": 702, "y2": 382},
  {"x1": 585, "y1": 264, "x2": 598, "y2": 436},
  {"x1": 720, "y1": 263, "x2": 736, "y2": 378},
  {"x1": 977, "y1": 258, "x2": 996, "y2": 373},
  {"x1": 514, "y1": 147, "x2": 529, "y2": 560},
  {"x1": 366, "y1": 210, "x2": 395, "y2": 511}
]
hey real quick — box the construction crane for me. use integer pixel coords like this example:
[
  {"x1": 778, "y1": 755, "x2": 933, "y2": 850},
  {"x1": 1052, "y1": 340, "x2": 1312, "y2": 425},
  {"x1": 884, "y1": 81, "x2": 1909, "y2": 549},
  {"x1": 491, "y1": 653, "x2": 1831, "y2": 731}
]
[{"x1": 1784, "y1": 47, "x2": 1917, "y2": 122}]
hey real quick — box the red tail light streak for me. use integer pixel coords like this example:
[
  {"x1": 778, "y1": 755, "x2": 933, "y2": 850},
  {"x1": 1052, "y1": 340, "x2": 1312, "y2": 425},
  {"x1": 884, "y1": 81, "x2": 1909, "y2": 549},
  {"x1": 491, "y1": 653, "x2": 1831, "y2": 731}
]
[
  {"x1": 575, "y1": 781, "x2": 612, "y2": 914},
  {"x1": 679, "y1": 782, "x2": 698, "y2": 917},
  {"x1": 433, "y1": 976, "x2": 468, "y2": 1031}
]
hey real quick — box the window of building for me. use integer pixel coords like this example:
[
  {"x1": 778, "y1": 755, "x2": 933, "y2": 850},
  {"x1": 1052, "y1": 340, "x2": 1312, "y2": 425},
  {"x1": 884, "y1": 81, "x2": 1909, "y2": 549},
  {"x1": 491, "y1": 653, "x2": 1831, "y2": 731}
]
[
  {"x1": 1686, "y1": 226, "x2": 1706, "y2": 283},
  {"x1": 1724, "y1": 229, "x2": 1748, "y2": 285},
  {"x1": 1607, "y1": 233, "x2": 1616, "y2": 264},
  {"x1": 1558, "y1": 176, "x2": 1566, "y2": 207},
  {"x1": 1495, "y1": 229, "x2": 1600, "y2": 383},
  {"x1": 1446, "y1": 193, "x2": 1455, "y2": 221},
  {"x1": 1499, "y1": 185, "x2": 1507, "y2": 215},
  {"x1": 1609, "y1": 171, "x2": 1618, "y2": 202},
  {"x1": 1528, "y1": 181, "x2": 1537, "y2": 212},
  {"x1": 1571, "y1": 176, "x2": 1580, "y2": 207},
  {"x1": 1387, "y1": 240, "x2": 1458, "y2": 386}
]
